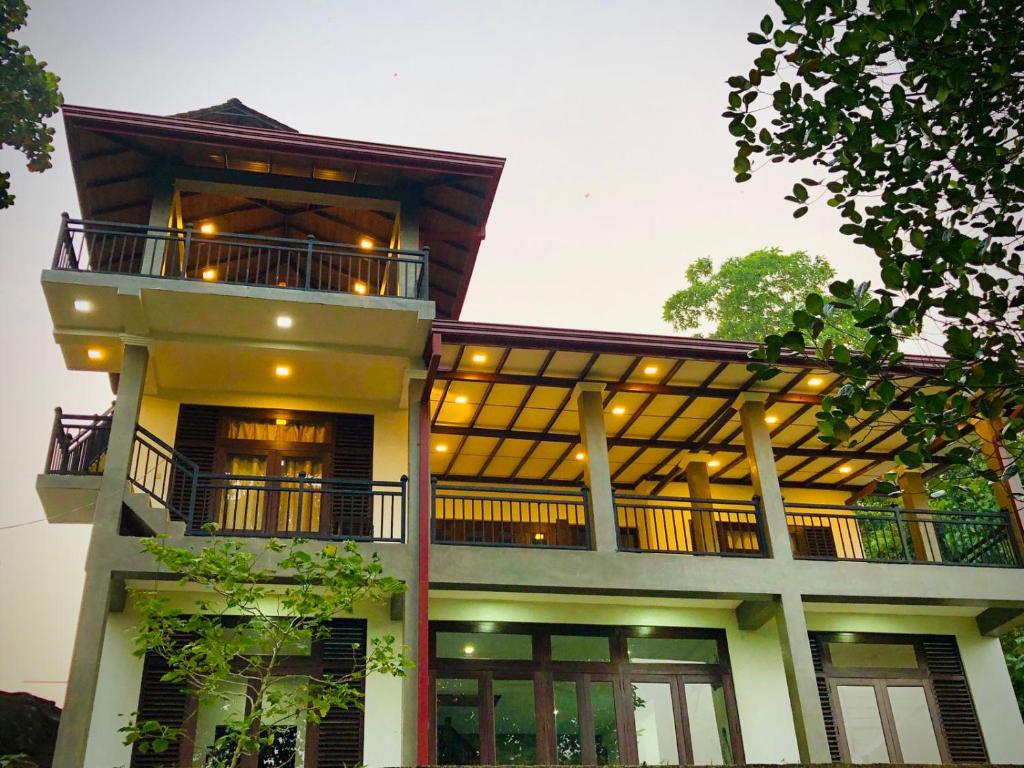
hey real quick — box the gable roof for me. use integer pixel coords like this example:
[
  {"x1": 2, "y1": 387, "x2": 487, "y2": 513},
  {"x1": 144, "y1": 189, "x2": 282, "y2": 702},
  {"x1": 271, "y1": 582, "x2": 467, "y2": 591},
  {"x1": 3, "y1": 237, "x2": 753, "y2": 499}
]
[{"x1": 172, "y1": 98, "x2": 298, "y2": 132}]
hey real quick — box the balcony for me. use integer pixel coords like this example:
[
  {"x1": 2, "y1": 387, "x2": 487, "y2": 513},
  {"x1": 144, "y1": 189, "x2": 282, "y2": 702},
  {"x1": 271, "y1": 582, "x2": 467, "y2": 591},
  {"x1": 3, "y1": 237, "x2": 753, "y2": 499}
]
[
  {"x1": 614, "y1": 494, "x2": 766, "y2": 557},
  {"x1": 52, "y1": 216, "x2": 430, "y2": 300}
]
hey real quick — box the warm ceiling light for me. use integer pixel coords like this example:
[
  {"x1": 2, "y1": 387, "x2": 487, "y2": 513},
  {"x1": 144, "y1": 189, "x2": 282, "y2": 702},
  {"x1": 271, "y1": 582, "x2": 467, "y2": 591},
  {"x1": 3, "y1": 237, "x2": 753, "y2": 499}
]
[
  {"x1": 274, "y1": 365, "x2": 291, "y2": 377},
  {"x1": 764, "y1": 415, "x2": 779, "y2": 425},
  {"x1": 73, "y1": 299, "x2": 93, "y2": 313},
  {"x1": 471, "y1": 353, "x2": 487, "y2": 364},
  {"x1": 463, "y1": 644, "x2": 475, "y2": 655},
  {"x1": 86, "y1": 348, "x2": 103, "y2": 360},
  {"x1": 275, "y1": 418, "x2": 288, "y2": 426},
  {"x1": 838, "y1": 465, "x2": 853, "y2": 474},
  {"x1": 359, "y1": 237, "x2": 374, "y2": 250},
  {"x1": 575, "y1": 451, "x2": 586, "y2": 461},
  {"x1": 643, "y1": 365, "x2": 659, "y2": 376},
  {"x1": 533, "y1": 532, "x2": 546, "y2": 541},
  {"x1": 199, "y1": 222, "x2": 215, "y2": 235},
  {"x1": 807, "y1": 376, "x2": 825, "y2": 387},
  {"x1": 201, "y1": 268, "x2": 217, "y2": 281},
  {"x1": 454, "y1": 395, "x2": 468, "y2": 404},
  {"x1": 276, "y1": 315, "x2": 293, "y2": 329},
  {"x1": 611, "y1": 406, "x2": 626, "y2": 415},
  {"x1": 435, "y1": 444, "x2": 448, "y2": 453},
  {"x1": 708, "y1": 459, "x2": 721, "y2": 468},
  {"x1": 353, "y1": 281, "x2": 368, "y2": 295}
]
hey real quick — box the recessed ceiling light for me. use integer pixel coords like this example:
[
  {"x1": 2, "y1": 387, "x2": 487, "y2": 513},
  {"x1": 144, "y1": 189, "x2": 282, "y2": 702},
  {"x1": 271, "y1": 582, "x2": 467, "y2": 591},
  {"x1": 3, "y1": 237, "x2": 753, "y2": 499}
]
[
  {"x1": 359, "y1": 237, "x2": 374, "y2": 250},
  {"x1": 353, "y1": 281, "x2": 368, "y2": 295},
  {"x1": 435, "y1": 444, "x2": 448, "y2": 453},
  {"x1": 471, "y1": 353, "x2": 487, "y2": 364},
  {"x1": 575, "y1": 451, "x2": 586, "y2": 461},
  {"x1": 199, "y1": 222, "x2": 215, "y2": 235},
  {"x1": 86, "y1": 348, "x2": 103, "y2": 360},
  {"x1": 73, "y1": 299, "x2": 93, "y2": 313},
  {"x1": 807, "y1": 376, "x2": 825, "y2": 387},
  {"x1": 463, "y1": 644, "x2": 475, "y2": 655},
  {"x1": 643, "y1": 365, "x2": 659, "y2": 376},
  {"x1": 838, "y1": 465, "x2": 852, "y2": 474},
  {"x1": 201, "y1": 268, "x2": 217, "y2": 281},
  {"x1": 276, "y1": 315, "x2": 293, "y2": 329},
  {"x1": 708, "y1": 459, "x2": 721, "y2": 468},
  {"x1": 274, "y1": 365, "x2": 291, "y2": 377},
  {"x1": 454, "y1": 395, "x2": 468, "y2": 404},
  {"x1": 275, "y1": 418, "x2": 288, "y2": 426},
  {"x1": 764, "y1": 415, "x2": 779, "y2": 425},
  {"x1": 611, "y1": 406, "x2": 626, "y2": 415}
]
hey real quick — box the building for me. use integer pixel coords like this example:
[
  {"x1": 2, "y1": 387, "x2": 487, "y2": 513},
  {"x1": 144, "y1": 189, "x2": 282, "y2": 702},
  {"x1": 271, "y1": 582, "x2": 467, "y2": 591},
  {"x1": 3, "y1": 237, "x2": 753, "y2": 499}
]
[{"x1": 37, "y1": 100, "x2": 1024, "y2": 767}]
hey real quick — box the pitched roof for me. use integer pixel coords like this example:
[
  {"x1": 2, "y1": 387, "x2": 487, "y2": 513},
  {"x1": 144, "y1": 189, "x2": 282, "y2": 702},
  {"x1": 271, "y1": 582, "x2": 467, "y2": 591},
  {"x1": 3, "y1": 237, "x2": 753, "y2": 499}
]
[{"x1": 171, "y1": 97, "x2": 297, "y2": 132}]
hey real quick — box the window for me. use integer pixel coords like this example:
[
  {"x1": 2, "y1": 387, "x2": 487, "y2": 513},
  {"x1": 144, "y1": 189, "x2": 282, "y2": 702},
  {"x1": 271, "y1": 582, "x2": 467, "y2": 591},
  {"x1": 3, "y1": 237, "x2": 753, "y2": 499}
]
[{"x1": 430, "y1": 623, "x2": 742, "y2": 765}]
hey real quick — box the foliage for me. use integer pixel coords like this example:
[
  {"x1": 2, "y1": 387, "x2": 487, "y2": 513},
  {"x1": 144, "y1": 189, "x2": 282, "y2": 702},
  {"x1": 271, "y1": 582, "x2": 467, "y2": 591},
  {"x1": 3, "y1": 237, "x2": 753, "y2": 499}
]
[
  {"x1": 0, "y1": 756, "x2": 34, "y2": 768},
  {"x1": 662, "y1": 247, "x2": 868, "y2": 344},
  {"x1": 726, "y1": 0, "x2": 1024, "y2": 486},
  {"x1": 0, "y1": 0, "x2": 62, "y2": 209},
  {"x1": 122, "y1": 534, "x2": 408, "y2": 768},
  {"x1": 1003, "y1": 629, "x2": 1024, "y2": 711}
]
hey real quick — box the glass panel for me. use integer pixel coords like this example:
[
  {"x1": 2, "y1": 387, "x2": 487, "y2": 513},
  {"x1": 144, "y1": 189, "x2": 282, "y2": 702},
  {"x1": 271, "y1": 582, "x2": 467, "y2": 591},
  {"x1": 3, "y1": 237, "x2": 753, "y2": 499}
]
[
  {"x1": 837, "y1": 685, "x2": 890, "y2": 764},
  {"x1": 222, "y1": 454, "x2": 268, "y2": 531},
  {"x1": 192, "y1": 680, "x2": 248, "y2": 766},
  {"x1": 631, "y1": 682, "x2": 679, "y2": 765},
  {"x1": 551, "y1": 635, "x2": 611, "y2": 662},
  {"x1": 436, "y1": 678, "x2": 481, "y2": 765},
  {"x1": 590, "y1": 681, "x2": 620, "y2": 765},
  {"x1": 277, "y1": 456, "x2": 323, "y2": 533},
  {"x1": 493, "y1": 679, "x2": 537, "y2": 764},
  {"x1": 436, "y1": 631, "x2": 533, "y2": 660},
  {"x1": 887, "y1": 686, "x2": 942, "y2": 764},
  {"x1": 829, "y1": 641, "x2": 918, "y2": 669},
  {"x1": 553, "y1": 681, "x2": 582, "y2": 765},
  {"x1": 685, "y1": 682, "x2": 733, "y2": 765},
  {"x1": 259, "y1": 676, "x2": 308, "y2": 768},
  {"x1": 627, "y1": 636, "x2": 719, "y2": 664}
]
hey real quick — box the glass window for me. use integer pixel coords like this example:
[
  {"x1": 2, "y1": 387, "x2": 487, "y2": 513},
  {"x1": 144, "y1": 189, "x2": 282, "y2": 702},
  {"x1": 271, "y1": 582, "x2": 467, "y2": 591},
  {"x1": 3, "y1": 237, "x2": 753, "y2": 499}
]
[
  {"x1": 837, "y1": 685, "x2": 890, "y2": 763},
  {"x1": 436, "y1": 631, "x2": 532, "y2": 660},
  {"x1": 627, "y1": 636, "x2": 719, "y2": 664},
  {"x1": 685, "y1": 682, "x2": 733, "y2": 765},
  {"x1": 590, "y1": 681, "x2": 620, "y2": 765},
  {"x1": 553, "y1": 681, "x2": 582, "y2": 765},
  {"x1": 631, "y1": 682, "x2": 679, "y2": 765},
  {"x1": 551, "y1": 635, "x2": 611, "y2": 662},
  {"x1": 888, "y1": 686, "x2": 942, "y2": 764},
  {"x1": 436, "y1": 678, "x2": 481, "y2": 765},
  {"x1": 226, "y1": 417, "x2": 328, "y2": 443},
  {"x1": 493, "y1": 679, "x2": 537, "y2": 764},
  {"x1": 830, "y1": 641, "x2": 918, "y2": 670},
  {"x1": 193, "y1": 680, "x2": 249, "y2": 767}
]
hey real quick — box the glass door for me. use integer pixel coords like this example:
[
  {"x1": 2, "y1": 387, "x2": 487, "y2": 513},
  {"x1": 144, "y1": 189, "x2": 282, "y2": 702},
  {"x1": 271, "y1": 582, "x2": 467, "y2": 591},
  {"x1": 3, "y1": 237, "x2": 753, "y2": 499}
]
[
  {"x1": 275, "y1": 454, "x2": 325, "y2": 534},
  {"x1": 831, "y1": 679, "x2": 944, "y2": 764},
  {"x1": 220, "y1": 453, "x2": 269, "y2": 532}
]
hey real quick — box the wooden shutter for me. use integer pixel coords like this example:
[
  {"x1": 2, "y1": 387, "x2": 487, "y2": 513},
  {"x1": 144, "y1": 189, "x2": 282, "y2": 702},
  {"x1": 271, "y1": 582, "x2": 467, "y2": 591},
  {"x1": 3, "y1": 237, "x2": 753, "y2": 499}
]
[
  {"x1": 921, "y1": 636, "x2": 988, "y2": 763},
  {"x1": 315, "y1": 619, "x2": 367, "y2": 767},
  {"x1": 171, "y1": 405, "x2": 220, "y2": 526},
  {"x1": 808, "y1": 633, "x2": 842, "y2": 762},
  {"x1": 330, "y1": 414, "x2": 374, "y2": 538},
  {"x1": 130, "y1": 648, "x2": 190, "y2": 768}
]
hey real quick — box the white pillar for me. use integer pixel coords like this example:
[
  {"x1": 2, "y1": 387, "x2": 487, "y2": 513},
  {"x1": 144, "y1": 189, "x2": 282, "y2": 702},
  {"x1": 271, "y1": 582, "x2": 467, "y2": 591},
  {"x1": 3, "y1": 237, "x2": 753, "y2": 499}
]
[
  {"x1": 684, "y1": 460, "x2": 718, "y2": 553},
  {"x1": 898, "y1": 470, "x2": 942, "y2": 561},
  {"x1": 575, "y1": 383, "x2": 617, "y2": 552},
  {"x1": 737, "y1": 393, "x2": 790, "y2": 560}
]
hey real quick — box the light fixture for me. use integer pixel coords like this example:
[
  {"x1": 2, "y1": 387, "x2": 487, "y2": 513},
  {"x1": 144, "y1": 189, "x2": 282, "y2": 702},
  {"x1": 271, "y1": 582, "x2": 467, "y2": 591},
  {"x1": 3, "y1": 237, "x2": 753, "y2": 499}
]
[
  {"x1": 708, "y1": 459, "x2": 721, "y2": 468},
  {"x1": 359, "y1": 237, "x2": 374, "y2": 250},
  {"x1": 611, "y1": 406, "x2": 626, "y2": 415},
  {"x1": 807, "y1": 376, "x2": 825, "y2": 387},
  {"x1": 276, "y1": 315, "x2": 293, "y2": 329},
  {"x1": 275, "y1": 418, "x2": 288, "y2": 426},
  {"x1": 454, "y1": 395, "x2": 468, "y2": 404},
  {"x1": 353, "y1": 281, "x2": 368, "y2": 295},
  {"x1": 87, "y1": 348, "x2": 103, "y2": 361},
  {"x1": 73, "y1": 299, "x2": 93, "y2": 313},
  {"x1": 533, "y1": 532, "x2": 546, "y2": 542},
  {"x1": 838, "y1": 465, "x2": 853, "y2": 474},
  {"x1": 435, "y1": 444, "x2": 448, "y2": 453},
  {"x1": 471, "y1": 353, "x2": 487, "y2": 364},
  {"x1": 764, "y1": 415, "x2": 779, "y2": 425},
  {"x1": 643, "y1": 365, "x2": 659, "y2": 376},
  {"x1": 201, "y1": 268, "x2": 217, "y2": 281},
  {"x1": 463, "y1": 644, "x2": 475, "y2": 655},
  {"x1": 199, "y1": 222, "x2": 215, "y2": 235},
  {"x1": 274, "y1": 365, "x2": 291, "y2": 378},
  {"x1": 575, "y1": 451, "x2": 586, "y2": 461}
]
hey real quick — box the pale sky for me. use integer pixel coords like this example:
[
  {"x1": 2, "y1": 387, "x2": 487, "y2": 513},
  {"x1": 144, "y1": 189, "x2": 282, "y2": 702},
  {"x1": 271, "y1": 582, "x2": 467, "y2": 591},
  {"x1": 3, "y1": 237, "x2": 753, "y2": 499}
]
[{"x1": 0, "y1": 0, "x2": 880, "y2": 704}]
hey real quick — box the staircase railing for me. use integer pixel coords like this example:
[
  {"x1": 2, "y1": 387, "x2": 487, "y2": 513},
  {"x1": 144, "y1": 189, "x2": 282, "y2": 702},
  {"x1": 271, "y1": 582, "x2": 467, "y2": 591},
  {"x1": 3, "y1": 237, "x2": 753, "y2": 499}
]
[{"x1": 129, "y1": 425, "x2": 199, "y2": 523}]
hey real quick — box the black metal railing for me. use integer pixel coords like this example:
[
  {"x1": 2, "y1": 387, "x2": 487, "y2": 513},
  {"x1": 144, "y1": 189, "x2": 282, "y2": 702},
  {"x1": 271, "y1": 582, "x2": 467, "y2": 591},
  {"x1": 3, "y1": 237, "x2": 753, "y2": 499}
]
[
  {"x1": 432, "y1": 481, "x2": 592, "y2": 549},
  {"x1": 44, "y1": 407, "x2": 112, "y2": 475},
  {"x1": 785, "y1": 502, "x2": 1021, "y2": 567},
  {"x1": 52, "y1": 215, "x2": 430, "y2": 300},
  {"x1": 129, "y1": 425, "x2": 199, "y2": 523},
  {"x1": 614, "y1": 494, "x2": 767, "y2": 556}
]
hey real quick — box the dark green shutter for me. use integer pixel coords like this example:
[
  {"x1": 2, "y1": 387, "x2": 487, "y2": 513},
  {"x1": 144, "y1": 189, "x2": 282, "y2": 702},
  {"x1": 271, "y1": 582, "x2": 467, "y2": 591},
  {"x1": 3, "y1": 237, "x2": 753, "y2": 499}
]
[
  {"x1": 921, "y1": 636, "x2": 988, "y2": 763},
  {"x1": 316, "y1": 619, "x2": 367, "y2": 767},
  {"x1": 171, "y1": 404, "x2": 220, "y2": 526},
  {"x1": 130, "y1": 647, "x2": 190, "y2": 768},
  {"x1": 330, "y1": 414, "x2": 374, "y2": 537}
]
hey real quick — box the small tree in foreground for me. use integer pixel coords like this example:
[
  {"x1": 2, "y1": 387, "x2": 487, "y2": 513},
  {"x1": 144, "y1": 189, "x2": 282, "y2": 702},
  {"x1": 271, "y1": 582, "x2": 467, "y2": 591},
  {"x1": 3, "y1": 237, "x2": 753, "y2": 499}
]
[{"x1": 122, "y1": 535, "x2": 408, "y2": 768}]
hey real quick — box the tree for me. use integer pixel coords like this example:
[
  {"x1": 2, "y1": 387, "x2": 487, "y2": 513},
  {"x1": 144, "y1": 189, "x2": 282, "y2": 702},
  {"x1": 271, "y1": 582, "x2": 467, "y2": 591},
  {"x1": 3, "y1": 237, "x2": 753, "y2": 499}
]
[
  {"x1": 662, "y1": 247, "x2": 867, "y2": 343},
  {"x1": 121, "y1": 534, "x2": 408, "y2": 768},
  {"x1": 1, "y1": 0, "x2": 62, "y2": 209}
]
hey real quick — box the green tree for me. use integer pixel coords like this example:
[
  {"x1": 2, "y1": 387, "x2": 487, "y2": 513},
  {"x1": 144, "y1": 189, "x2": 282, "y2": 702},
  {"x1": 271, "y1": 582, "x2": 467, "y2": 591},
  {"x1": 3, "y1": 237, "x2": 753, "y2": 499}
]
[
  {"x1": 1, "y1": 0, "x2": 62, "y2": 209},
  {"x1": 121, "y1": 534, "x2": 408, "y2": 768},
  {"x1": 662, "y1": 248, "x2": 866, "y2": 343}
]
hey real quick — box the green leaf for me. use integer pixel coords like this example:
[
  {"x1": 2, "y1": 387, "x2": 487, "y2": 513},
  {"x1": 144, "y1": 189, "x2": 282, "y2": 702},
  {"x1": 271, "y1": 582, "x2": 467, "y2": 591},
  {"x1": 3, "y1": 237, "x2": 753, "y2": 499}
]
[
  {"x1": 805, "y1": 293, "x2": 824, "y2": 314},
  {"x1": 793, "y1": 206, "x2": 809, "y2": 218}
]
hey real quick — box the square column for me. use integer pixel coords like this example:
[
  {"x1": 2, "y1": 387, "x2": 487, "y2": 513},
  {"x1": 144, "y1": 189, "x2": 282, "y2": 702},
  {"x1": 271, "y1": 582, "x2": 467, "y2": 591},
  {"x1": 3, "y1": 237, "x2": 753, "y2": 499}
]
[
  {"x1": 684, "y1": 459, "x2": 719, "y2": 553},
  {"x1": 737, "y1": 393, "x2": 789, "y2": 560},
  {"x1": 575, "y1": 383, "x2": 618, "y2": 552},
  {"x1": 975, "y1": 419, "x2": 1024, "y2": 555},
  {"x1": 898, "y1": 470, "x2": 942, "y2": 561},
  {"x1": 403, "y1": 376, "x2": 425, "y2": 765}
]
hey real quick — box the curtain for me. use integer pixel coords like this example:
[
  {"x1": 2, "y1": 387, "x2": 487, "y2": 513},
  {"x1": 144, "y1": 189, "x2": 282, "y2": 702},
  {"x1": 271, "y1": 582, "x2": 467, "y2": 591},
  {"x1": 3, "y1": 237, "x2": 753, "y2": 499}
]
[
  {"x1": 226, "y1": 418, "x2": 327, "y2": 444},
  {"x1": 277, "y1": 457, "x2": 323, "y2": 533},
  {"x1": 222, "y1": 455, "x2": 267, "y2": 531}
]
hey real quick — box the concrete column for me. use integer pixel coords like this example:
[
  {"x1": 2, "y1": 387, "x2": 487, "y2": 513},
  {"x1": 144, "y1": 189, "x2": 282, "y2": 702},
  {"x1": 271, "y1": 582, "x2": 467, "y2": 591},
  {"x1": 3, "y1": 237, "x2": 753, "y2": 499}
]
[
  {"x1": 776, "y1": 591, "x2": 832, "y2": 763},
  {"x1": 975, "y1": 419, "x2": 1024, "y2": 554},
  {"x1": 401, "y1": 377, "x2": 425, "y2": 765},
  {"x1": 140, "y1": 172, "x2": 174, "y2": 276},
  {"x1": 737, "y1": 394, "x2": 789, "y2": 560},
  {"x1": 684, "y1": 460, "x2": 719, "y2": 553},
  {"x1": 898, "y1": 470, "x2": 942, "y2": 561},
  {"x1": 397, "y1": 190, "x2": 421, "y2": 298},
  {"x1": 575, "y1": 383, "x2": 617, "y2": 552}
]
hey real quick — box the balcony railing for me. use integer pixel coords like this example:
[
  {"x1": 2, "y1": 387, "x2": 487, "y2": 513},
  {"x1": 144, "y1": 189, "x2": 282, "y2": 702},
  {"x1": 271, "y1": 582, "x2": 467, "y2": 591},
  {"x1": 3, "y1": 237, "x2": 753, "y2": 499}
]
[
  {"x1": 52, "y1": 215, "x2": 430, "y2": 300},
  {"x1": 45, "y1": 407, "x2": 111, "y2": 475},
  {"x1": 785, "y1": 502, "x2": 1021, "y2": 567},
  {"x1": 432, "y1": 481, "x2": 592, "y2": 549},
  {"x1": 615, "y1": 494, "x2": 767, "y2": 557}
]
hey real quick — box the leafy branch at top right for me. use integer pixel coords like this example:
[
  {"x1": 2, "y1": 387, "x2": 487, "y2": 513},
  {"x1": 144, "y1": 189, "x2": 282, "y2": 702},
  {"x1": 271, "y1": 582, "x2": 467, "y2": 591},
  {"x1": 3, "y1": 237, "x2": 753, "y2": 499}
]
[{"x1": 727, "y1": 0, "x2": 1024, "y2": 483}]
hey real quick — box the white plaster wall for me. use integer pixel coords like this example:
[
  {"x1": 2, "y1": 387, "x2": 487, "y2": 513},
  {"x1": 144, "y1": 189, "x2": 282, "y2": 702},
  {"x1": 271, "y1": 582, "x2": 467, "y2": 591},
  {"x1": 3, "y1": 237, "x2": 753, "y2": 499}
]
[
  {"x1": 805, "y1": 608, "x2": 1024, "y2": 763},
  {"x1": 430, "y1": 593, "x2": 802, "y2": 763}
]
